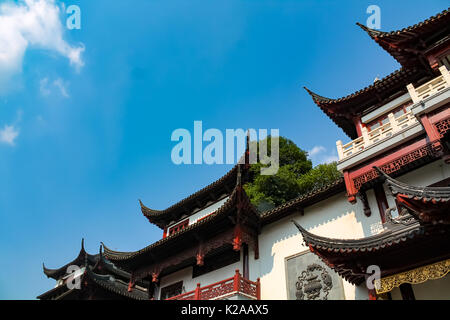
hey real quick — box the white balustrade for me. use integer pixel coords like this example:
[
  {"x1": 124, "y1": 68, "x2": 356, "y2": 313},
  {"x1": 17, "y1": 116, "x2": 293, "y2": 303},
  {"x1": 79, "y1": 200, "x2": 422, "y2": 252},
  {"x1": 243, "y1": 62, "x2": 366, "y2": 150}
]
[
  {"x1": 407, "y1": 65, "x2": 450, "y2": 104},
  {"x1": 336, "y1": 111, "x2": 418, "y2": 161},
  {"x1": 337, "y1": 67, "x2": 450, "y2": 161}
]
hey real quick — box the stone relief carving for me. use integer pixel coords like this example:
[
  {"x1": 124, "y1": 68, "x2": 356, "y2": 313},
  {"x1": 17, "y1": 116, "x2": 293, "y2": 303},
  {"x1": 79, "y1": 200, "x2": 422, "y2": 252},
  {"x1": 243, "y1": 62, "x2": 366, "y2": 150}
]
[{"x1": 295, "y1": 263, "x2": 333, "y2": 300}]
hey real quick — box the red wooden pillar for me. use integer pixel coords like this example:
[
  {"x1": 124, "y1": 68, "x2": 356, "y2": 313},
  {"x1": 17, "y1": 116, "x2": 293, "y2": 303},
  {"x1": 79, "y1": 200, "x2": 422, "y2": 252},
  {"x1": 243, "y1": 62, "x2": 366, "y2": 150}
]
[
  {"x1": 256, "y1": 278, "x2": 261, "y2": 300},
  {"x1": 194, "y1": 283, "x2": 201, "y2": 300},
  {"x1": 353, "y1": 116, "x2": 363, "y2": 137},
  {"x1": 344, "y1": 171, "x2": 357, "y2": 203},
  {"x1": 233, "y1": 269, "x2": 240, "y2": 292},
  {"x1": 163, "y1": 227, "x2": 167, "y2": 239},
  {"x1": 421, "y1": 114, "x2": 441, "y2": 141}
]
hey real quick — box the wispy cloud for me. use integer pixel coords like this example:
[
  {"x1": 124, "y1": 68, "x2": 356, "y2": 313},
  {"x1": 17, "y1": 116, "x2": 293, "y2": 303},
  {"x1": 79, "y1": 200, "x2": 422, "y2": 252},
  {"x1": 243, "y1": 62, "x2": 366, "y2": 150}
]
[
  {"x1": 40, "y1": 77, "x2": 70, "y2": 97},
  {"x1": 40, "y1": 78, "x2": 51, "y2": 96},
  {"x1": 0, "y1": 0, "x2": 84, "y2": 93},
  {"x1": 53, "y1": 78, "x2": 69, "y2": 97},
  {"x1": 309, "y1": 145, "x2": 326, "y2": 157},
  {"x1": 308, "y1": 145, "x2": 338, "y2": 165},
  {"x1": 0, "y1": 125, "x2": 19, "y2": 146}
]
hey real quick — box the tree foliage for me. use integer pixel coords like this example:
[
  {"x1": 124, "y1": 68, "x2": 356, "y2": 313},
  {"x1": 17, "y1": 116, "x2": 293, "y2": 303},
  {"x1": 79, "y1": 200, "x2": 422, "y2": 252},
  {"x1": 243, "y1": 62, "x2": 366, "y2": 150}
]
[{"x1": 243, "y1": 136, "x2": 342, "y2": 211}]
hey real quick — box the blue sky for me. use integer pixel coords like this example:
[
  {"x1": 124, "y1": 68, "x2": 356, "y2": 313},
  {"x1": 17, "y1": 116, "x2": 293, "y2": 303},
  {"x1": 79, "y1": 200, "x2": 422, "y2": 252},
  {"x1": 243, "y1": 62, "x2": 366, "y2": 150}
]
[{"x1": 0, "y1": 0, "x2": 448, "y2": 299}]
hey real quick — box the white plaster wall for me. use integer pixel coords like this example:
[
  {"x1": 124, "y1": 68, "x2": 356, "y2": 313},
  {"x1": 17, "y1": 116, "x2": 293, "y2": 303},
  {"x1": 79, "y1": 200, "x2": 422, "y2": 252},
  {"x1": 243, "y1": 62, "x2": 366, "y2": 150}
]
[
  {"x1": 393, "y1": 159, "x2": 449, "y2": 186},
  {"x1": 251, "y1": 191, "x2": 383, "y2": 300}
]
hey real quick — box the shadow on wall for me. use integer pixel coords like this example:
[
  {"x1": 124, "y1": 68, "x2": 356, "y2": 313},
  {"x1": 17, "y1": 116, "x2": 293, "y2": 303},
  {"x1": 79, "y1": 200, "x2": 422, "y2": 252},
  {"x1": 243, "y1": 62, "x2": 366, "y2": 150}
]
[{"x1": 258, "y1": 191, "x2": 381, "y2": 279}]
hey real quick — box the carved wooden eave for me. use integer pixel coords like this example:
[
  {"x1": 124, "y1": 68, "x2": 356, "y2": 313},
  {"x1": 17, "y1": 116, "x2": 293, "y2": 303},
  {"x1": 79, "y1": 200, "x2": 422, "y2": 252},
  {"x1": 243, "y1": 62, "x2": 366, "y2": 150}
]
[
  {"x1": 374, "y1": 166, "x2": 450, "y2": 224},
  {"x1": 345, "y1": 138, "x2": 443, "y2": 202},
  {"x1": 375, "y1": 258, "x2": 450, "y2": 294}
]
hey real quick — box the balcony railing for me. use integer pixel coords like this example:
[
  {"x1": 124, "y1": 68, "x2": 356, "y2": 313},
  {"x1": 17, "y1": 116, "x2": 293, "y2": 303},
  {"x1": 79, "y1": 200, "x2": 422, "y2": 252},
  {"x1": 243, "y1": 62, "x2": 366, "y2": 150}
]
[
  {"x1": 407, "y1": 65, "x2": 450, "y2": 104},
  {"x1": 337, "y1": 111, "x2": 418, "y2": 160},
  {"x1": 166, "y1": 269, "x2": 260, "y2": 300},
  {"x1": 336, "y1": 65, "x2": 450, "y2": 162}
]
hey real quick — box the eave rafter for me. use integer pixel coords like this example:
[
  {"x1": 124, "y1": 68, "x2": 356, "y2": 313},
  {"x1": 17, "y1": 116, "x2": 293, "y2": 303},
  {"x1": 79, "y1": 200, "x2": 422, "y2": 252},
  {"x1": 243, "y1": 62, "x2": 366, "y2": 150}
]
[
  {"x1": 356, "y1": 9, "x2": 450, "y2": 68},
  {"x1": 139, "y1": 158, "x2": 246, "y2": 229},
  {"x1": 374, "y1": 166, "x2": 450, "y2": 224}
]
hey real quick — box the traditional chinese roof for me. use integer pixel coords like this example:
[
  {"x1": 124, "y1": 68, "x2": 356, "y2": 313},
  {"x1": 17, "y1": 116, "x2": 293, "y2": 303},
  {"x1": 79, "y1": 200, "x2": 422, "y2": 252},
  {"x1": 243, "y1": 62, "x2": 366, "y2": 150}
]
[
  {"x1": 374, "y1": 166, "x2": 450, "y2": 224},
  {"x1": 93, "y1": 246, "x2": 150, "y2": 288},
  {"x1": 139, "y1": 164, "x2": 238, "y2": 229},
  {"x1": 292, "y1": 215, "x2": 450, "y2": 285},
  {"x1": 305, "y1": 8, "x2": 450, "y2": 138},
  {"x1": 38, "y1": 265, "x2": 149, "y2": 300},
  {"x1": 260, "y1": 177, "x2": 345, "y2": 225},
  {"x1": 39, "y1": 244, "x2": 149, "y2": 300},
  {"x1": 357, "y1": 8, "x2": 450, "y2": 68},
  {"x1": 42, "y1": 239, "x2": 99, "y2": 280},
  {"x1": 103, "y1": 182, "x2": 259, "y2": 274},
  {"x1": 37, "y1": 284, "x2": 78, "y2": 300},
  {"x1": 82, "y1": 266, "x2": 148, "y2": 300},
  {"x1": 304, "y1": 67, "x2": 428, "y2": 139}
]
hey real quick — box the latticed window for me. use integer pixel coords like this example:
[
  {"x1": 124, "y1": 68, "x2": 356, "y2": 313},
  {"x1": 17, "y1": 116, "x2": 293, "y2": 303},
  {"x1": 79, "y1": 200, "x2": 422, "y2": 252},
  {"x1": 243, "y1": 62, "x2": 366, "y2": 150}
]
[{"x1": 168, "y1": 219, "x2": 189, "y2": 235}]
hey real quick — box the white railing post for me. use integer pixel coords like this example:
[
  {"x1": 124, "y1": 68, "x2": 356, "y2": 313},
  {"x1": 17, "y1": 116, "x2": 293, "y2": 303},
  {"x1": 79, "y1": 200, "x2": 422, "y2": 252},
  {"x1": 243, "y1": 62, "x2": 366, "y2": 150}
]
[
  {"x1": 388, "y1": 113, "x2": 398, "y2": 133},
  {"x1": 439, "y1": 65, "x2": 450, "y2": 86},
  {"x1": 407, "y1": 83, "x2": 419, "y2": 104},
  {"x1": 336, "y1": 140, "x2": 344, "y2": 160},
  {"x1": 361, "y1": 126, "x2": 370, "y2": 147}
]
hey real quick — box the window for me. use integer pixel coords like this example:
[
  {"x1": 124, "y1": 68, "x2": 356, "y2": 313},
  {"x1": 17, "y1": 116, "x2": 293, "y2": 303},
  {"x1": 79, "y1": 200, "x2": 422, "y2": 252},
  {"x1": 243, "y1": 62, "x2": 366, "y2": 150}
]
[
  {"x1": 168, "y1": 219, "x2": 189, "y2": 236},
  {"x1": 160, "y1": 281, "x2": 183, "y2": 300}
]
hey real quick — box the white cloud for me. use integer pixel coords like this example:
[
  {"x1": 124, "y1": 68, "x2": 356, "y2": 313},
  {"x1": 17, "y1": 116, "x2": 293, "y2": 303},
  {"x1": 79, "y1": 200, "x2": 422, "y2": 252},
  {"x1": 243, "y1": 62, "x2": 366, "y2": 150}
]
[
  {"x1": 0, "y1": 0, "x2": 84, "y2": 91},
  {"x1": 53, "y1": 77, "x2": 69, "y2": 97},
  {"x1": 40, "y1": 76, "x2": 70, "y2": 97},
  {"x1": 308, "y1": 145, "x2": 338, "y2": 165},
  {"x1": 322, "y1": 154, "x2": 339, "y2": 164},
  {"x1": 40, "y1": 77, "x2": 51, "y2": 96},
  {"x1": 0, "y1": 125, "x2": 19, "y2": 146},
  {"x1": 309, "y1": 145, "x2": 326, "y2": 157}
]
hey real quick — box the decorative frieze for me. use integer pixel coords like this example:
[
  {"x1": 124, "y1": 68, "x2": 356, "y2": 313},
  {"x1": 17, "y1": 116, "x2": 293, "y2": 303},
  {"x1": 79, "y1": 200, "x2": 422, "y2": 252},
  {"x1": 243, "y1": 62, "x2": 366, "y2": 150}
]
[
  {"x1": 352, "y1": 142, "x2": 439, "y2": 192},
  {"x1": 376, "y1": 259, "x2": 450, "y2": 294}
]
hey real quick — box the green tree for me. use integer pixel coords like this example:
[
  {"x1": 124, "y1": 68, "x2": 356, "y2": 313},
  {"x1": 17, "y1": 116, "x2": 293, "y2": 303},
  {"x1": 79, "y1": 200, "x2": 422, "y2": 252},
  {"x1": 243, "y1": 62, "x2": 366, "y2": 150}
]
[{"x1": 244, "y1": 136, "x2": 341, "y2": 210}]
